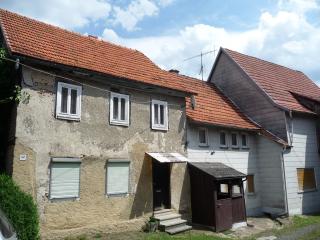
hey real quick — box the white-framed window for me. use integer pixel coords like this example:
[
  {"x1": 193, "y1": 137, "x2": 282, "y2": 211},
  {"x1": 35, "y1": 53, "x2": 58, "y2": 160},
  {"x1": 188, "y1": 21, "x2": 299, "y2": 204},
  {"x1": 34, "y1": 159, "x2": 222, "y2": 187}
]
[
  {"x1": 219, "y1": 131, "x2": 227, "y2": 148},
  {"x1": 241, "y1": 133, "x2": 249, "y2": 149},
  {"x1": 49, "y1": 158, "x2": 81, "y2": 199},
  {"x1": 231, "y1": 132, "x2": 239, "y2": 148},
  {"x1": 247, "y1": 174, "x2": 255, "y2": 194},
  {"x1": 198, "y1": 127, "x2": 208, "y2": 146},
  {"x1": 106, "y1": 160, "x2": 130, "y2": 196},
  {"x1": 110, "y1": 92, "x2": 130, "y2": 126},
  {"x1": 56, "y1": 82, "x2": 82, "y2": 120},
  {"x1": 151, "y1": 100, "x2": 168, "y2": 130}
]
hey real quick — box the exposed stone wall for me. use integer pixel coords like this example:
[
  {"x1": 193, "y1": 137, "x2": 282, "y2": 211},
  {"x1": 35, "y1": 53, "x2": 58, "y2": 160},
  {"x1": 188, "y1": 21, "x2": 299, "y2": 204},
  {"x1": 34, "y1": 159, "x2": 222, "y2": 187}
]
[{"x1": 10, "y1": 67, "x2": 189, "y2": 239}]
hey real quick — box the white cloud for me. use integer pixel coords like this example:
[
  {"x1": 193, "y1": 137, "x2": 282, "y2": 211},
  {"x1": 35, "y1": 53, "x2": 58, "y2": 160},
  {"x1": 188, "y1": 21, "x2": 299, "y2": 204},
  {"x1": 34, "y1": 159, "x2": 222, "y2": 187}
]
[
  {"x1": 102, "y1": 0, "x2": 320, "y2": 82},
  {"x1": 112, "y1": 0, "x2": 159, "y2": 31},
  {"x1": 0, "y1": 0, "x2": 111, "y2": 29},
  {"x1": 156, "y1": 0, "x2": 175, "y2": 7}
]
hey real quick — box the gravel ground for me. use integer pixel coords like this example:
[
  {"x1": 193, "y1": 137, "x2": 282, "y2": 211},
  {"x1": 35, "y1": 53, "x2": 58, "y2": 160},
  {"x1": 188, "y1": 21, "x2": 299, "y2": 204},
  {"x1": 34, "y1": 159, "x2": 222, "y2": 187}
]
[{"x1": 277, "y1": 223, "x2": 320, "y2": 240}]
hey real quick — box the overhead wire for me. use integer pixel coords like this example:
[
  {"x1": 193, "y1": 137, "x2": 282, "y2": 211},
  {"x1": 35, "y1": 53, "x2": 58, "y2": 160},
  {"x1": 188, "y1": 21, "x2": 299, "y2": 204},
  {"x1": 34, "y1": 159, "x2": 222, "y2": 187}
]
[{"x1": 0, "y1": 56, "x2": 188, "y2": 108}]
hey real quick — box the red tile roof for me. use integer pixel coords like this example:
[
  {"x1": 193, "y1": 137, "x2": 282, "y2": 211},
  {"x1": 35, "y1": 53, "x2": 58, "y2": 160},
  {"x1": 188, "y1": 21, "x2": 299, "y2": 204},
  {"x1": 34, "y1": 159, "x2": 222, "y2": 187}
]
[
  {"x1": 182, "y1": 75, "x2": 259, "y2": 130},
  {"x1": 223, "y1": 48, "x2": 320, "y2": 114},
  {"x1": 0, "y1": 9, "x2": 194, "y2": 94}
]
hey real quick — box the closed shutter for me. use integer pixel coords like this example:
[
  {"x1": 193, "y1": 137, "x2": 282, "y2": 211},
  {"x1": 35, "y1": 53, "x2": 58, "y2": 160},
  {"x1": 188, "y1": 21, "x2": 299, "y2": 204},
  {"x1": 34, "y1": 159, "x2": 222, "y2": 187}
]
[
  {"x1": 247, "y1": 175, "x2": 254, "y2": 193},
  {"x1": 50, "y1": 162, "x2": 80, "y2": 199},
  {"x1": 107, "y1": 162, "x2": 130, "y2": 195},
  {"x1": 297, "y1": 168, "x2": 316, "y2": 191}
]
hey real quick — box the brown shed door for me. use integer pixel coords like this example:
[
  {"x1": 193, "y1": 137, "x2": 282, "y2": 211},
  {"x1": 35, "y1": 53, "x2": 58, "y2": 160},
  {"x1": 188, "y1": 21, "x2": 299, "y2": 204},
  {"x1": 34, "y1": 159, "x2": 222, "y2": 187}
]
[{"x1": 216, "y1": 198, "x2": 232, "y2": 232}]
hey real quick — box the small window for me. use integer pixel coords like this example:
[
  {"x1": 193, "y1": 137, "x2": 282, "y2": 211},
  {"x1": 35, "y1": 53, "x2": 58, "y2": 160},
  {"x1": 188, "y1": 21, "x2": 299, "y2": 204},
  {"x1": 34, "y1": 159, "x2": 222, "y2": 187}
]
[
  {"x1": 50, "y1": 159, "x2": 81, "y2": 199},
  {"x1": 220, "y1": 131, "x2": 227, "y2": 148},
  {"x1": 231, "y1": 133, "x2": 239, "y2": 148},
  {"x1": 232, "y1": 184, "x2": 242, "y2": 197},
  {"x1": 297, "y1": 168, "x2": 316, "y2": 192},
  {"x1": 151, "y1": 100, "x2": 168, "y2": 130},
  {"x1": 220, "y1": 183, "x2": 229, "y2": 193},
  {"x1": 110, "y1": 92, "x2": 130, "y2": 126},
  {"x1": 106, "y1": 161, "x2": 130, "y2": 195},
  {"x1": 247, "y1": 175, "x2": 255, "y2": 194},
  {"x1": 56, "y1": 82, "x2": 82, "y2": 120},
  {"x1": 198, "y1": 128, "x2": 208, "y2": 146},
  {"x1": 241, "y1": 134, "x2": 249, "y2": 148}
]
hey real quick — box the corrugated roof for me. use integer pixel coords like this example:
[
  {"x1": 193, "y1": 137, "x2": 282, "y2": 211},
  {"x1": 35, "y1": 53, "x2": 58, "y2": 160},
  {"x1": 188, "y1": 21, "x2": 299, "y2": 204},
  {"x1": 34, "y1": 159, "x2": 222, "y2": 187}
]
[
  {"x1": 223, "y1": 48, "x2": 320, "y2": 114},
  {"x1": 0, "y1": 8, "x2": 195, "y2": 94}
]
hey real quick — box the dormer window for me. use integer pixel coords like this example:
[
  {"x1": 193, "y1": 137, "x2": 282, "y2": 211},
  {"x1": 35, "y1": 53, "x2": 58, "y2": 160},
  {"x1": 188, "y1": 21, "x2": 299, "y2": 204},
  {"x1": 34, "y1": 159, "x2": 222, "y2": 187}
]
[
  {"x1": 56, "y1": 82, "x2": 82, "y2": 120},
  {"x1": 151, "y1": 100, "x2": 168, "y2": 130},
  {"x1": 110, "y1": 92, "x2": 130, "y2": 126}
]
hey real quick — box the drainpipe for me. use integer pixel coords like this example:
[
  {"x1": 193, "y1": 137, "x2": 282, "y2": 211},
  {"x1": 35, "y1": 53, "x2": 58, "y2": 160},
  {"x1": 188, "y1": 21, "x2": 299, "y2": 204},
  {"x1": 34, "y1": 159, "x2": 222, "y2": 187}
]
[{"x1": 280, "y1": 146, "x2": 289, "y2": 216}]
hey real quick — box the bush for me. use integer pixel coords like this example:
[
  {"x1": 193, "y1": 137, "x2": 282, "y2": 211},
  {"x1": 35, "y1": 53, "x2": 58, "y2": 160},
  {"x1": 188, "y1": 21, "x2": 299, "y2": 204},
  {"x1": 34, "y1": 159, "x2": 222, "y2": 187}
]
[{"x1": 0, "y1": 174, "x2": 39, "y2": 240}]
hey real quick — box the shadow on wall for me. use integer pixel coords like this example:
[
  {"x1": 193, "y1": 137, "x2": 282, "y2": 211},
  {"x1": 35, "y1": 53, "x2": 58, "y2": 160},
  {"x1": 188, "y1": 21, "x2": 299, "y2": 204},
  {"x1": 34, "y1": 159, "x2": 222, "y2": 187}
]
[
  {"x1": 178, "y1": 164, "x2": 191, "y2": 219},
  {"x1": 129, "y1": 155, "x2": 153, "y2": 219}
]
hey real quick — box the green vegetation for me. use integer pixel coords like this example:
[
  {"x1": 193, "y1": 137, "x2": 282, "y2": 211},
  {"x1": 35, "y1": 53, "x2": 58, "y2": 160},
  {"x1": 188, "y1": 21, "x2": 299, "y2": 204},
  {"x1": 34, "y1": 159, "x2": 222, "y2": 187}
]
[{"x1": 0, "y1": 174, "x2": 40, "y2": 240}]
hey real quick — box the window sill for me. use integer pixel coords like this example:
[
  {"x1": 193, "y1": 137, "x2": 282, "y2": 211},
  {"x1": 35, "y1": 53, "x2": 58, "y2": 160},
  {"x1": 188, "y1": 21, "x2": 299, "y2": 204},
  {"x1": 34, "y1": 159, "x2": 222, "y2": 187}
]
[
  {"x1": 298, "y1": 189, "x2": 317, "y2": 194},
  {"x1": 56, "y1": 114, "x2": 80, "y2": 121},
  {"x1": 231, "y1": 146, "x2": 240, "y2": 149},
  {"x1": 241, "y1": 146, "x2": 250, "y2": 150},
  {"x1": 106, "y1": 193, "x2": 129, "y2": 198},
  {"x1": 110, "y1": 120, "x2": 129, "y2": 127},
  {"x1": 220, "y1": 146, "x2": 228, "y2": 149},
  {"x1": 151, "y1": 126, "x2": 168, "y2": 131},
  {"x1": 49, "y1": 197, "x2": 80, "y2": 202},
  {"x1": 199, "y1": 144, "x2": 209, "y2": 147}
]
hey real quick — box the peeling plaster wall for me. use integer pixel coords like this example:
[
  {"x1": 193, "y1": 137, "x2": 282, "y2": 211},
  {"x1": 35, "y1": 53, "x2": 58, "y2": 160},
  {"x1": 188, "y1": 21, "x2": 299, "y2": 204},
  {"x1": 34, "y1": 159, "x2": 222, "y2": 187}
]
[{"x1": 11, "y1": 67, "x2": 189, "y2": 239}]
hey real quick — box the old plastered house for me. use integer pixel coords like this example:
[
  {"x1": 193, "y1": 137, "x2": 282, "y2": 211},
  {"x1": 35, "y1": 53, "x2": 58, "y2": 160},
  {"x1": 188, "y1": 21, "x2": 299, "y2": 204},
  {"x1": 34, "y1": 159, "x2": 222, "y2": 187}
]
[{"x1": 0, "y1": 9, "x2": 197, "y2": 239}]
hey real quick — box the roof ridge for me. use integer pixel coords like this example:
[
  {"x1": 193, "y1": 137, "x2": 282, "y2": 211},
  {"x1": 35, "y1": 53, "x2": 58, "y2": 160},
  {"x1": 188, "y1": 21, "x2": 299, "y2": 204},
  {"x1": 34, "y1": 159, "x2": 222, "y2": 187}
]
[
  {"x1": 223, "y1": 47, "x2": 304, "y2": 74},
  {"x1": 0, "y1": 8, "x2": 142, "y2": 55}
]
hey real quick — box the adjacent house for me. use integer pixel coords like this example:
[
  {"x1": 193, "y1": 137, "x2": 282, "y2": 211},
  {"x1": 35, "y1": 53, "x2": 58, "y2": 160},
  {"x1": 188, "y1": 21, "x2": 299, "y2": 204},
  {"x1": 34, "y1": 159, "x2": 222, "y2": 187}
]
[{"x1": 209, "y1": 48, "x2": 320, "y2": 216}]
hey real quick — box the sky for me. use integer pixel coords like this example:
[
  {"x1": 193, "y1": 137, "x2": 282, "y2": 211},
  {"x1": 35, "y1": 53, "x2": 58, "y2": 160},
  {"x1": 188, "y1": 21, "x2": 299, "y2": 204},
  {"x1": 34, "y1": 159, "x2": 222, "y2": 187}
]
[{"x1": 0, "y1": 0, "x2": 320, "y2": 82}]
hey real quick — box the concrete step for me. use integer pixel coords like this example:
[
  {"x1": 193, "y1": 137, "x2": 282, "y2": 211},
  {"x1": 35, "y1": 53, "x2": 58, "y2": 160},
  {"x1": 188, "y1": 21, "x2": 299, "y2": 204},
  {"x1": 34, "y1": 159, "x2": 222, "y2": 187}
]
[
  {"x1": 154, "y1": 213, "x2": 181, "y2": 221},
  {"x1": 160, "y1": 218, "x2": 187, "y2": 227},
  {"x1": 166, "y1": 224, "x2": 192, "y2": 235},
  {"x1": 153, "y1": 209, "x2": 172, "y2": 215}
]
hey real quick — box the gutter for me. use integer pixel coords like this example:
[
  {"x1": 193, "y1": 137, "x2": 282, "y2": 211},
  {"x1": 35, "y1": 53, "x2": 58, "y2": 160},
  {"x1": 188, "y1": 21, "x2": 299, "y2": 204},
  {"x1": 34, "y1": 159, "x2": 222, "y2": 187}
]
[{"x1": 280, "y1": 146, "x2": 289, "y2": 216}]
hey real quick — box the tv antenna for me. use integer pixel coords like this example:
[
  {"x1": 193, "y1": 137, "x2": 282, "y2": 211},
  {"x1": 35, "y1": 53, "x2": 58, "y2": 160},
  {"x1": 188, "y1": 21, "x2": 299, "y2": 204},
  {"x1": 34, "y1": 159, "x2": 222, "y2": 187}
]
[{"x1": 183, "y1": 48, "x2": 217, "y2": 80}]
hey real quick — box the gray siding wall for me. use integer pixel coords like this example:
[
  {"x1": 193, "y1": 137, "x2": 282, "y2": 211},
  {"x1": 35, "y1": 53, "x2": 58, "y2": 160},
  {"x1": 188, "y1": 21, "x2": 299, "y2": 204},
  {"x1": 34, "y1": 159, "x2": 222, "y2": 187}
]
[
  {"x1": 283, "y1": 115, "x2": 320, "y2": 215},
  {"x1": 187, "y1": 124, "x2": 262, "y2": 216},
  {"x1": 256, "y1": 136, "x2": 286, "y2": 214},
  {"x1": 210, "y1": 53, "x2": 288, "y2": 141}
]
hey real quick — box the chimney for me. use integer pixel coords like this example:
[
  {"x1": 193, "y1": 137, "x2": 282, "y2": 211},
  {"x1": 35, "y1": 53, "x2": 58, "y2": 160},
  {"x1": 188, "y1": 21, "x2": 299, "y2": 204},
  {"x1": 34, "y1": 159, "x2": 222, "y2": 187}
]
[{"x1": 169, "y1": 69, "x2": 179, "y2": 74}]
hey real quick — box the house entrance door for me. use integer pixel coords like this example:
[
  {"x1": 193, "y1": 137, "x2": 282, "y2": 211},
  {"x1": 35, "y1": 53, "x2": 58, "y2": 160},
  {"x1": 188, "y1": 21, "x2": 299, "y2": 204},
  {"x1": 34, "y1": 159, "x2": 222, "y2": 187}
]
[{"x1": 152, "y1": 160, "x2": 170, "y2": 210}]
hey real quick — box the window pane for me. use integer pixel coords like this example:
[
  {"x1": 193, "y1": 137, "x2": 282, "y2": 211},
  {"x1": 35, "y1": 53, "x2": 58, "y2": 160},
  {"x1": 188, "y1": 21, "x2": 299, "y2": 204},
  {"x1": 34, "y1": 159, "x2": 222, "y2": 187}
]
[
  {"x1": 107, "y1": 162, "x2": 129, "y2": 195},
  {"x1": 61, "y1": 87, "x2": 68, "y2": 113},
  {"x1": 199, "y1": 129, "x2": 207, "y2": 144},
  {"x1": 242, "y1": 134, "x2": 247, "y2": 146},
  {"x1": 247, "y1": 175, "x2": 254, "y2": 193},
  {"x1": 220, "y1": 183, "x2": 229, "y2": 193},
  {"x1": 297, "y1": 168, "x2": 316, "y2": 191},
  {"x1": 70, "y1": 89, "x2": 77, "y2": 114},
  {"x1": 160, "y1": 105, "x2": 164, "y2": 125},
  {"x1": 50, "y1": 162, "x2": 80, "y2": 199},
  {"x1": 113, "y1": 97, "x2": 119, "y2": 120},
  {"x1": 232, "y1": 184, "x2": 241, "y2": 197},
  {"x1": 120, "y1": 98, "x2": 126, "y2": 121},
  {"x1": 232, "y1": 133, "x2": 238, "y2": 146},
  {"x1": 220, "y1": 132, "x2": 226, "y2": 145},
  {"x1": 154, "y1": 104, "x2": 159, "y2": 124}
]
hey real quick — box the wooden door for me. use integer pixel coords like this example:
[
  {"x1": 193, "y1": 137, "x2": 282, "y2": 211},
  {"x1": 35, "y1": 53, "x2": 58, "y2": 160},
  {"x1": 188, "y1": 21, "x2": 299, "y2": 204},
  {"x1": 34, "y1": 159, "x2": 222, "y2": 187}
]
[
  {"x1": 152, "y1": 160, "x2": 170, "y2": 210},
  {"x1": 216, "y1": 198, "x2": 232, "y2": 232}
]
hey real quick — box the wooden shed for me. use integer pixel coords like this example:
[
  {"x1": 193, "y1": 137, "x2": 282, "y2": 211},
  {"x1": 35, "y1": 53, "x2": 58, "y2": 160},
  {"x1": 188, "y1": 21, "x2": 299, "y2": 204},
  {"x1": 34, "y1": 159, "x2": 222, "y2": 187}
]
[{"x1": 188, "y1": 162, "x2": 247, "y2": 232}]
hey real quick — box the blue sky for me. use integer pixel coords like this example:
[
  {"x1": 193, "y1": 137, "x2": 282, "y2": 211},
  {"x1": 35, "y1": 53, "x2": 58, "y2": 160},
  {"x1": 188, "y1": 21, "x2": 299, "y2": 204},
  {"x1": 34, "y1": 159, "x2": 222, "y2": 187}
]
[{"x1": 1, "y1": 0, "x2": 320, "y2": 82}]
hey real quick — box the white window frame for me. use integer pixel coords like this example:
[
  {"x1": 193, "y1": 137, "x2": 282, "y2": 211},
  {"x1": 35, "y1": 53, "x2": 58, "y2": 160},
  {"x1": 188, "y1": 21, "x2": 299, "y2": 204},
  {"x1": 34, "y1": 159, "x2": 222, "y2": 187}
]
[
  {"x1": 231, "y1": 132, "x2": 239, "y2": 148},
  {"x1": 106, "y1": 160, "x2": 130, "y2": 196},
  {"x1": 198, "y1": 127, "x2": 209, "y2": 147},
  {"x1": 219, "y1": 131, "x2": 228, "y2": 148},
  {"x1": 49, "y1": 158, "x2": 81, "y2": 200},
  {"x1": 151, "y1": 100, "x2": 168, "y2": 131},
  {"x1": 109, "y1": 92, "x2": 130, "y2": 126},
  {"x1": 56, "y1": 82, "x2": 82, "y2": 120},
  {"x1": 241, "y1": 133, "x2": 249, "y2": 149}
]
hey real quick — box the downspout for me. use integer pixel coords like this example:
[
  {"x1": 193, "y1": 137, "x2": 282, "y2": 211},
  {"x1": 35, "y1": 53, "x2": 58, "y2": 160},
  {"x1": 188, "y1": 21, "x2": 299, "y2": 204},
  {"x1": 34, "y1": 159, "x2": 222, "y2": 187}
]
[{"x1": 280, "y1": 147, "x2": 289, "y2": 216}]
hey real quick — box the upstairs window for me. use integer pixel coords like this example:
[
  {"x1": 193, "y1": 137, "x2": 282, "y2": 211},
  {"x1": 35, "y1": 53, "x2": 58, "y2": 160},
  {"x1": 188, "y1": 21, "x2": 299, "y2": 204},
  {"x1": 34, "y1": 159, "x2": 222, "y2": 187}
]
[
  {"x1": 110, "y1": 92, "x2": 130, "y2": 126},
  {"x1": 231, "y1": 133, "x2": 239, "y2": 148},
  {"x1": 220, "y1": 131, "x2": 227, "y2": 148},
  {"x1": 151, "y1": 100, "x2": 168, "y2": 130},
  {"x1": 198, "y1": 128, "x2": 208, "y2": 146},
  {"x1": 56, "y1": 82, "x2": 82, "y2": 120},
  {"x1": 241, "y1": 133, "x2": 249, "y2": 148},
  {"x1": 297, "y1": 168, "x2": 316, "y2": 192}
]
